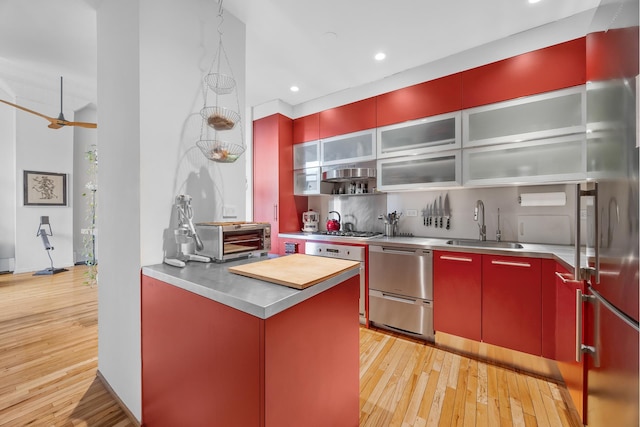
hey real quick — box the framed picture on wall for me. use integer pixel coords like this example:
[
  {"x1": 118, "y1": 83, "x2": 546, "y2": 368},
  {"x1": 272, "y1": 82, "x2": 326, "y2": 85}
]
[{"x1": 23, "y1": 170, "x2": 67, "y2": 206}]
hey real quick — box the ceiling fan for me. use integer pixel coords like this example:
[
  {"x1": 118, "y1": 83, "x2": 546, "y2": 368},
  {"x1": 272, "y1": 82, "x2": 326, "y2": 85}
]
[{"x1": 0, "y1": 77, "x2": 97, "y2": 129}]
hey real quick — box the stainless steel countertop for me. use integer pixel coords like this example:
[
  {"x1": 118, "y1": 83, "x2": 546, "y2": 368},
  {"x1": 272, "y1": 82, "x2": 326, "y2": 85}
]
[
  {"x1": 142, "y1": 256, "x2": 360, "y2": 320},
  {"x1": 279, "y1": 232, "x2": 584, "y2": 272}
]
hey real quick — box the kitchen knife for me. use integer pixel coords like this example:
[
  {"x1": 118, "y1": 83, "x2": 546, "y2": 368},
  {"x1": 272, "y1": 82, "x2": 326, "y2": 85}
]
[
  {"x1": 434, "y1": 198, "x2": 438, "y2": 227},
  {"x1": 444, "y1": 193, "x2": 451, "y2": 230},
  {"x1": 438, "y1": 194, "x2": 443, "y2": 228},
  {"x1": 428, "y1": 202, "x2": 432, "y2": 226},
  {"x1": 426, "y1": 203, "x2": 430, "y2": 226}
]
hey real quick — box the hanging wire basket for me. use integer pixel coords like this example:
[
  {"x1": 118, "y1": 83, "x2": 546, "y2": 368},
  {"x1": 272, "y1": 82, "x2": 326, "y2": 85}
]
[
  {"x1": 196, "y1": 0, "x2": 245, "y2": 163},
  {"x1": 204, "y1": 73, "x2": 236, "y2": 95},
  {"x1": 200, "y1": 106, "x2": 240, "y2": 131},
  {"x1": 196, "y1": 139, "x2": 245, "y2": 163}
]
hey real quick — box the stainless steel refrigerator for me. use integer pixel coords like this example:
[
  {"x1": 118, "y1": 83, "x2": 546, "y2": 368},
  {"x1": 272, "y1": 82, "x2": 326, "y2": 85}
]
[{"x1": 575, "y1": 1, "x2": 639, "y2": 425}]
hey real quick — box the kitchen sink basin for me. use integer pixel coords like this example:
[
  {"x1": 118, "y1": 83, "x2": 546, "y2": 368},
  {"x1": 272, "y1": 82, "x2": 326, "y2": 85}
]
[{"x1": 446, "y1": 239, "x2": 524, "y2": 249}]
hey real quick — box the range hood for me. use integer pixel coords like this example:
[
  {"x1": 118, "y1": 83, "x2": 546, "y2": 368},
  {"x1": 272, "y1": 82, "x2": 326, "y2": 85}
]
[{"x1": 322, "y1": 167, "x2": 376, "y2": 183}]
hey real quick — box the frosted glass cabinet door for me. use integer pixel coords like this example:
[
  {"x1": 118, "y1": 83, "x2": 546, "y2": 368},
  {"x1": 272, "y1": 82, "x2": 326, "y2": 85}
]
[
  {"x1": 586, "y1": 80, "x2": 637, "y2": 180},
  {"x1": 377, "y1": 151, "x2": 461, "y2": 191},
  {"x1": 294, "y1": 168, "x2": 321, "y2": 195},
  {"x1": 463, "y1": 86, "x2": 586, "y2": 147},
  {"x1": 321, "y1": 129, "x2": 376, "y2": 166},
  {"x1": 377, "y1": 112, "x2": 461, "y2": 158},
  {"x1": 463, "y1": 135, "x2": 586, "y2": 186},
  {"x1": 293, "y1": 140, "x2": 320, "y2": 169}
]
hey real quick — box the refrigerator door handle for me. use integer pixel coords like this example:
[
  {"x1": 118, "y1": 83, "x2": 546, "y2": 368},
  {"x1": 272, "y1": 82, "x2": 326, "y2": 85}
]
[
  {"x1": 576, "y1": 288, "x2": 597, "y2": 363},
  {"x1": 574, "y1": 183, "x2": 599, "y2": 282}
]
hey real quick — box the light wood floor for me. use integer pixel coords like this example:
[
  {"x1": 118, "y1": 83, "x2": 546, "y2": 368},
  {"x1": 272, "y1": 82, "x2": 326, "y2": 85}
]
[
  {"x1": 0, "y1": 266, "x2": 580, "y2": 426},
  {"x1": 0, "y1": 266, "x2": 135, "y2": 426},
  {"x1": 360, "y1": 327, "x2": 582, "y2": 427}
]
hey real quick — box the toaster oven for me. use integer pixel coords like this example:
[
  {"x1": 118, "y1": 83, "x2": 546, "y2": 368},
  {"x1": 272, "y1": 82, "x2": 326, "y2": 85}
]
[{"x1": 195, "y1": 222, "x2": 271, "y2": 262}]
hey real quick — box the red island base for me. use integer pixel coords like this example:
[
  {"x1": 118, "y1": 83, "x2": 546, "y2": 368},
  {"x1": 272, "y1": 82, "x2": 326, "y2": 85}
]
[{"x1": 141, "y1": 274, "x2": 360, "y2": 427}]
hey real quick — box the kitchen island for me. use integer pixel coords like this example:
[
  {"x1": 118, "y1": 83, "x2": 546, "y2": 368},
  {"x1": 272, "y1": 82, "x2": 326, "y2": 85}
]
[{"x1": 141, "y1": 256, "x2": 360, "y2": 427}]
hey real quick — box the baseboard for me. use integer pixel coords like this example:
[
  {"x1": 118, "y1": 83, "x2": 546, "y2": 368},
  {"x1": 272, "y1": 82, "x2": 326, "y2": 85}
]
[
  {"x1": 96, "y1": 370, "x2": 141, "y2": 426},
  {"x1": 0, "y1": 257, "x2": 15, "y2": 273}
]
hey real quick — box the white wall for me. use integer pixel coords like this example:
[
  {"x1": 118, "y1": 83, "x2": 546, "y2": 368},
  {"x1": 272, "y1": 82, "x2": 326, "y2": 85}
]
[
  {"x1": 96, "y1": 0, "x2": 141, "y2": 419},
  {"x1": 14, "y1": 96, "x2": 74, "y2": 273},
  {"x1": 96, "y1": 0, "x2": 246, "y2": 420},
  {"x1": 0, "y1": 84, "x2": 15, "y2": 272}
]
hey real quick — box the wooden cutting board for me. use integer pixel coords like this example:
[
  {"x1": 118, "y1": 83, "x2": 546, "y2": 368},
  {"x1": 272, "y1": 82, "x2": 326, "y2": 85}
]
[{"x1": 228, "y1": 254, "x2": 360, "y2": 290}]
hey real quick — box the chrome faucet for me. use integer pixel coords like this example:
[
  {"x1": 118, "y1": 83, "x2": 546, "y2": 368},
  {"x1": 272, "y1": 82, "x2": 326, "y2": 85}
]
[{"x1": 474, "y1": 200, "x2": 486, "y2": 241}]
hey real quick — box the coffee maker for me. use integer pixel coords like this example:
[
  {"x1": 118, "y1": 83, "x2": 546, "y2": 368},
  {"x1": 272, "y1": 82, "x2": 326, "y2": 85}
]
[
  {"x1": 302, "y1": 210, "x2": 319, "y2": 232},
  {"x1": 164, "y1": 195, "x2": 211, "y2": 268}
]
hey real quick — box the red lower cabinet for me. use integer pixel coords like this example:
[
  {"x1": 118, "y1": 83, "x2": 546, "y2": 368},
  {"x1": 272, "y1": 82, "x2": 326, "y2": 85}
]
[
  {"x1": 482, "y1": 255, "x2": 542, "y2": 355},
  {"x1": 433, "y1": 251, "x2": 482, "y2": 341},
  {"x1": 141, "y1": 274, "x2": 360, "y2": 427}
]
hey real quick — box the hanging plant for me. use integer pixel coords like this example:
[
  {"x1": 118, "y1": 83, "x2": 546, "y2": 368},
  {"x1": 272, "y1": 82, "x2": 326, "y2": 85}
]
[{"x1": 82, "y1": 145, "x2": 98, "y2": 286}]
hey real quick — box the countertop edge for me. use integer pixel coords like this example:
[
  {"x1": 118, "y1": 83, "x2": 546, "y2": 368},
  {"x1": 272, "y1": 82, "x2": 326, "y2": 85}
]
[
  {"x1": 279, "y1": 232, "x2": 580, "y2": 272},
  {"x1": 142, "y1": 264, "x2": 360, "y2": 320}
]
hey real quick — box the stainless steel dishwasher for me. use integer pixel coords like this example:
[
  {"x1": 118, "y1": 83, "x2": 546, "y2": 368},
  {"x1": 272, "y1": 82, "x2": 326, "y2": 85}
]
[{"x1": 368, "y1": 244, "x2": 434, "y2": 340}]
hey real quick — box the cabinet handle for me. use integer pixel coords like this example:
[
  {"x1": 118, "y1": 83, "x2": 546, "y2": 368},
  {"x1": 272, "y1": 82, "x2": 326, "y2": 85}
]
[
  {"x1": 491, "y1": 260, "x2": 531, "y2": 268},
  {"x1": 381, "y1": 293, "x2": 417, "y2": 304},
  {"x1": 554, "y1": 271, "x2": 576, "y2": 283},
  {"x1": 273, "y1": 204, "x2": 278, "y2": 221},
  {"x1": 440, "y1": 255, "x2": 472, "y2": 262}
]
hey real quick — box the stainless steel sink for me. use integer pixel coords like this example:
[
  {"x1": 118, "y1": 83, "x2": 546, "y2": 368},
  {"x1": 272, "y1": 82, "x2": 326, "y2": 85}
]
[{"x1": 446, "y1": 239, "x2": 524, "y2": 249}]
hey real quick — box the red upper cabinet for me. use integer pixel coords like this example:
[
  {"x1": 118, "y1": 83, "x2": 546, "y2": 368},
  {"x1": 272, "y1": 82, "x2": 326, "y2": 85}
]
[
  {"x1": 482, "y1": 255, "x2": 542, "y2": 355},
  {"x1": 253, "y1": 114, "x2": 306, "y2": 253},
  {"x1": 377, "y1": 73, "x2": 463, "y2": 127},
  {"x1": 293, "y1": 113, "x2": 320, "y2": 144},
  {"x1": 587, "y1": 27, "x2": 639, "y2": 82},
  {"x1": 319, "y1": 98, "x2": 377, "y2": 139},
  {"x1": 462, "y1": 38, "x2": 586, "y2": 109}
]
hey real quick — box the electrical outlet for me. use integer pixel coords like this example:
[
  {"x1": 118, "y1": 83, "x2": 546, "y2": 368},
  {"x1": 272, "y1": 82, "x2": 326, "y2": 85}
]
[
  {"x1": 406, "y1": 209, "x2": 418, "y2": 217},
  {"x1": 580, "y1": 209, "x2": 587, "y2": 220},
  {"x1": 223, "y1": 205, "x2": 237, "y2": 218}
]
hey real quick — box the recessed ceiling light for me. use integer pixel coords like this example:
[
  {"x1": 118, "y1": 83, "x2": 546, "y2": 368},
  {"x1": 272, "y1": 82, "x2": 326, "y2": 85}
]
[
  {"x1": 528, "y1": 0, "x2": 541, "y2": 4},
  {"x1": 374, "y1": 52, "x2": 386, "y2": 61},
  {"x1": 290, "y1": 86, "x2": 299, "y2": 92}
]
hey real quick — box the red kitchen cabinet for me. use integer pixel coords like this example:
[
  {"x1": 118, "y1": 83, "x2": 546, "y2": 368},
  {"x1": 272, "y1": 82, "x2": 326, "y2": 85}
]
[
  {"x1": 319, "y1": 97, "x2": 377, "y2": 139},
  {"x1": 482, "y1": 255, "x2": 542, "y2": 355},
  {"x1": 433, "y1": 251, "x2": 482, "y2": 342},
  {"x1": 293, "y1": 113, "x2": 320, "y2": 144},
  {"x1": 554, "y1": 263, "x2": 587, "y2": 423},
  {"x1": 587, "y1": 27, "x2": 639, "y2": 82},
  {"x1": 541, "y1": 259, "x2": 557, "y2": 359},
  {"x1": 253, "y1": 114, "x2": 307, "y2": 254},
  {"x1": 376, "y1": 73, "x2": 463, "y2": 127},
  {"x1": 462, "y1": 38, "x2": 586, "y2": 109},
  {"x1": 141, "y1": 274, "x2": 360, "y2": 427}
]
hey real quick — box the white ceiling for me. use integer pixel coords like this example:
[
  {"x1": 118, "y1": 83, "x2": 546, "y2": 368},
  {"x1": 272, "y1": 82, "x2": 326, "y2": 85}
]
[{"x1": 0, "y1": 0, "x2": 601, "y2": 110}]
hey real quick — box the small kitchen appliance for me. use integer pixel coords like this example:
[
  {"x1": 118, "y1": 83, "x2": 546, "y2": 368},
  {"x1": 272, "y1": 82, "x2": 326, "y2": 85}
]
[
  {"x1": 302, "y1": 210, "x2": 319, "y2": 232},
  {"x1": 326, "y1": 211, "x2": 341, "y2": 232},
  {"x1": 164, "y1": 195, "x2": 211, "y2": 268},
  {"x1": 195, "y1": 221, "x2": 271, "y2": 262}
]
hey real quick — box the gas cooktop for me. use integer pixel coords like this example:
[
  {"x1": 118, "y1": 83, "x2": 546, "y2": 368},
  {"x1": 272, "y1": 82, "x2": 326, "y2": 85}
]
[{"x1": 310, "y1": 230, "x2": 383, "y2": 238}]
